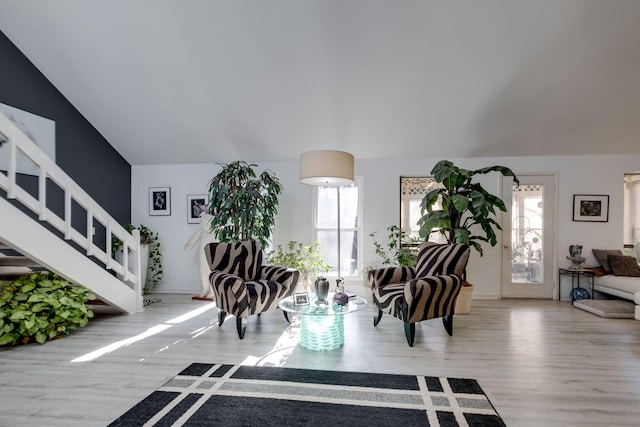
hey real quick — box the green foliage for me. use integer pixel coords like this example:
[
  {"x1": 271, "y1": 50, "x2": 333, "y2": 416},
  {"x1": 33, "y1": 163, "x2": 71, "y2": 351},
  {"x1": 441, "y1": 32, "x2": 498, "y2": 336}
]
[
  {"x1": 208, "y1": 161, "x2": 282, "y2": 248},
  {"x1": 418, "y1": 160, "x2": 519, "y2": 255},
  {"x1": 111, "y1": 224, "x2": 163, "y2": 294},
  {"x1": 370, "y1": 225, "x2": 420, "y2": 267},
  {"x1": 266, "y1": 241, "x2": 330, "y2": 281},
  {"x1": 0, "y1": 272, "x2": 95, "y2": 346}
]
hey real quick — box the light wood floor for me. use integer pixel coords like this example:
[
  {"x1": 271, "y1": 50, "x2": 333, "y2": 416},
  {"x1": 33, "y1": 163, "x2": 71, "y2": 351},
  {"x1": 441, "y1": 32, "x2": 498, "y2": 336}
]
[{"x1": 1, "y1": 291, "x2": 639, "y2": 427}]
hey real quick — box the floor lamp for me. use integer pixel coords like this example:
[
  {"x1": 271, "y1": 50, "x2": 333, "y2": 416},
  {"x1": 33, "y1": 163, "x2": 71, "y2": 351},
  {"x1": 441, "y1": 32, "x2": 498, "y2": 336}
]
[{"x1": 299, "y1": 150, "x2": 354, "y2": 289}]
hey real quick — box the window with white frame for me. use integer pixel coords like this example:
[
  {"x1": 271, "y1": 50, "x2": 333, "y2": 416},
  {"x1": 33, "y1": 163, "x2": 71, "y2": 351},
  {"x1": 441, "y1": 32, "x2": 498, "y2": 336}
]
[
  {"x1": 313, "y1": 177, "x2": 362, "y2": 279},
  {"x1": 623, "y1": 174, "x2": 640, "y2": 246}
]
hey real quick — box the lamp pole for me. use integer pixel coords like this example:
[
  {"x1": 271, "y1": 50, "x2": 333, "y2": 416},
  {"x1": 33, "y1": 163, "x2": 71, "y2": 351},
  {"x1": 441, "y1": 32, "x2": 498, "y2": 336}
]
[{"x1": 336, "y1": 186, "x2": 342, "y2": 290}]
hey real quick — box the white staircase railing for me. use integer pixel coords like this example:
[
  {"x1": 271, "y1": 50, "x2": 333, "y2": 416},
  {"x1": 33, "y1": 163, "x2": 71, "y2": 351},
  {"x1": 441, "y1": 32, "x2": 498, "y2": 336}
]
[{"x1": 0, "y1": 112, "x2": 142, "y2": 313}]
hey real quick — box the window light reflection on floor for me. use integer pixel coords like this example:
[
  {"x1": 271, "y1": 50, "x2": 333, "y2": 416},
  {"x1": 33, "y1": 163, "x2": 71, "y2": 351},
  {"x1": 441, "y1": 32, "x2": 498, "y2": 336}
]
[
  {"x1": 70, "y1": 302, "x2": 217, "y2": 363},
  {"x1": 242, "y1": 316, "x2": 301, "y2": 367}
]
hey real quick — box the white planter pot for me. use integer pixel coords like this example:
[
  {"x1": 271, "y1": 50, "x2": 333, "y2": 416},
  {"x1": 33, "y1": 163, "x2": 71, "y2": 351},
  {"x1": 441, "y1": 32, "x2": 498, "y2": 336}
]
[
  {"x1": 455, "y1": 283, "x2": 474, "y2": 315},
  {"x1": 116, "y1": 244, "x2": 149, "y2": 289}
]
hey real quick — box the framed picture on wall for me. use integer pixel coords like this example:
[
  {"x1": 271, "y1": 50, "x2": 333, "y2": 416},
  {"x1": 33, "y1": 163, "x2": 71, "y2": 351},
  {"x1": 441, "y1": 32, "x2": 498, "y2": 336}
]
[
  {"x1": 149, "y1": 187, "x2": 171, "y2": 216},
  {"x1": 187, "y1": 194, "x2": 208, "y2": 224},
  {"x1": 572, "y1": 194, "x2": 609, "y2": 222}
]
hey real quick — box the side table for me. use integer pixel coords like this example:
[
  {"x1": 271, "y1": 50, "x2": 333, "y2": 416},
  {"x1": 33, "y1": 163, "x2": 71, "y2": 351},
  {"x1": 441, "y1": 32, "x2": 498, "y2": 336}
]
[
  {"x1": 558, "y1": 268, "x2": 594, "y2": 304},
  {"x1": 279, "y1": 293, "x2": 367, "y2": 351}
]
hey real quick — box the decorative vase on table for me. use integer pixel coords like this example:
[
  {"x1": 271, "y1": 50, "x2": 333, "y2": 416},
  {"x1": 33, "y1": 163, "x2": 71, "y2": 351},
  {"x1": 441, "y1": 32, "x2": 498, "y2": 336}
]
[
  {"x1": 314, "y1": 277, "x2": 329, "y2": 303},
  {"x1": 567, "y1": 244, "x2": 586, "y2": 270}
]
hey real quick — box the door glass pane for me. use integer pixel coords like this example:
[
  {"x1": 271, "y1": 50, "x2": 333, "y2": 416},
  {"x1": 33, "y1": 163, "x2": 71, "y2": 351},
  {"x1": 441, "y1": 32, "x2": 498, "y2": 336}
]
[{"x1": 511, "y1": 184, "x2": 544, "y2": 283}]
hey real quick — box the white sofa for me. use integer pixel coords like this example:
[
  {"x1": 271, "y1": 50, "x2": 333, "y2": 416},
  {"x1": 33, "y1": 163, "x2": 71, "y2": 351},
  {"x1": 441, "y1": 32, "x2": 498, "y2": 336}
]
[{"x1": 592, "y1": 244, "x2": 640, "y2": 320}]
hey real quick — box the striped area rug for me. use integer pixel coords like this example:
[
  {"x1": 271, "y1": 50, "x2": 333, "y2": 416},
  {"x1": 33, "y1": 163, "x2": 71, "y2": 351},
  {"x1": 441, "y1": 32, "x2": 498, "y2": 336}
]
[{"x1": 109, "y1": 362, "x2": 505, "y2": 427}]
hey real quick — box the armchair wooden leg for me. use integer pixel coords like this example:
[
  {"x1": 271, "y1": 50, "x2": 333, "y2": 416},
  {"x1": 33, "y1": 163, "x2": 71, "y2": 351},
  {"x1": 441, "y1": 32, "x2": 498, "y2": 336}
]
[
  {"x1": 442, "y1": 315, "x2": 454, "y2": 336},
  {"x1": 373, "y1": 310, "x2": 383, "y2": 327},
  {"x1": 403, "y1": 321, "x2": 415, "y2": 347},
  {"x1": 218, "y1": 310, "x2": 227, "y2": 326},
  {"x1": 236, "y1": 317, "x2": 247, "y2": 339},
  {"x1": 282, "y1": 310, "x2": 290, "y2": 323}
]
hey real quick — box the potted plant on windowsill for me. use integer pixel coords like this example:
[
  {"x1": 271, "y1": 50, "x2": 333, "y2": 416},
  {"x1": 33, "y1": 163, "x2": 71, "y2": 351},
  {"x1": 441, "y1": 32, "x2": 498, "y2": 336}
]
[{"x1": 418, "y1": 160, "x2": 519, "y2": 314}]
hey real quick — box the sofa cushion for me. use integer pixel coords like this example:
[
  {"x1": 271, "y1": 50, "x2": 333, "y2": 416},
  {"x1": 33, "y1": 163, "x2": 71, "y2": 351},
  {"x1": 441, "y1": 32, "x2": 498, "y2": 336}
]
[
  {"x1": 595, "y1": 274, "x2": 640, "y2": 295},
  {"x1": 592, "y1": 249, "x2": 623, "y2": 273},
  {"x1": 590, "y1": 266, "x2": 609, "y2": 277},
  {"x1": 608, "y1": 255, "x2": 640, "y2": 277}
]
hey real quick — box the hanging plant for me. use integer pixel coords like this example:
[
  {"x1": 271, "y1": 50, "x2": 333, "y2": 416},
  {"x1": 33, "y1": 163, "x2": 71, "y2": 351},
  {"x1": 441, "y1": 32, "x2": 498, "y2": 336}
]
[{"x1": 207, "y1": 161, "x2": 282, "y2": 248}]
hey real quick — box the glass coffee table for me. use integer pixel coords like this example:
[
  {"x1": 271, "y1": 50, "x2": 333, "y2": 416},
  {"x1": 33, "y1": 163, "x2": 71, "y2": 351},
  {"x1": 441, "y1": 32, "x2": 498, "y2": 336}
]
[{"x1": 279, "y1": 293, "x2": 367, "y2": 351}]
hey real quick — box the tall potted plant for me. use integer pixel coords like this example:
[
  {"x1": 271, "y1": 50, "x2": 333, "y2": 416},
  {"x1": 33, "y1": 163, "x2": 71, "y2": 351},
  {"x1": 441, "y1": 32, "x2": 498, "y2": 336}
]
[
  {"x1": 207, "y1": 161, "x2": 282, "y2": 248},
  {"x1": 418, "y1": 160, "x2": 519, "y2": 313}
]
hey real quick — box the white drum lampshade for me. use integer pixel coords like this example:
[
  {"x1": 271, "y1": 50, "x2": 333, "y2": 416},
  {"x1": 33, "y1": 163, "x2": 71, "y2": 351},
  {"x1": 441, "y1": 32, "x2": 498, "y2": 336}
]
[{"x1": 299, "y1": 150, "x2": 354, "y2": 186}]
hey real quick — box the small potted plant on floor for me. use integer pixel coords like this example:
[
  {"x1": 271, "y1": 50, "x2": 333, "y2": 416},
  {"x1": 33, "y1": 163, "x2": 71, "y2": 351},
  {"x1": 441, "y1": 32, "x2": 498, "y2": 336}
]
[
  {"x1": 418, "y1": 160, "x2": 519, "y2": 314},
  {"x1": 267, "y1": 241, "x2": 330, "y2": 292}
]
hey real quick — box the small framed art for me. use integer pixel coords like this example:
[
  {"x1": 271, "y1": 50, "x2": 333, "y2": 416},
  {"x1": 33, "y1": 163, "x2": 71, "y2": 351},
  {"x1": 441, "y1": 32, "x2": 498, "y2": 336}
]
[
  {"x1": 572, "y1": 194, "x2": 609, "y2": 222},
  {"x1": 294, "y1": 293, "x2": 310, "y2": 306},
  {"x1": 149, "y1": 187, "x2": 171, "y2": 216},
  {"x1": 187, "y1": 194, "x2": 208, "y2": 224}
]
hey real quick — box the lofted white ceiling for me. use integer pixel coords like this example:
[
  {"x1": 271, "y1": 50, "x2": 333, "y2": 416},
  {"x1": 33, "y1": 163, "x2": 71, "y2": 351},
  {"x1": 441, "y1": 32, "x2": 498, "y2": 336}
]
[{"x1": 1, "y1": 1, "x2": 640, "y2": 165}]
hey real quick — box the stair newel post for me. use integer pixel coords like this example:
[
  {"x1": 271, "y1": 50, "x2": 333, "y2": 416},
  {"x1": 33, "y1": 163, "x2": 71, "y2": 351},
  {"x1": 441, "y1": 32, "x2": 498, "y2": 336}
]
[
  {"x1": 106, "y1": 223, "x2": 113, "y2": 270},
  {"x1": 7, "y1": 124, "x2": 16, "y2": 199},
  {"x1": 64, "y1": 180, "x2": 72, "y2": 240},
  {"x1": 87, "y1": 209, "x2": 95, "y2": 258},
  {"x1": 38, "y1": 160, "x2": 46, "y2": 220},
  {"x1": 131, "y1": 228, "x2": 143, "y2": 311}
]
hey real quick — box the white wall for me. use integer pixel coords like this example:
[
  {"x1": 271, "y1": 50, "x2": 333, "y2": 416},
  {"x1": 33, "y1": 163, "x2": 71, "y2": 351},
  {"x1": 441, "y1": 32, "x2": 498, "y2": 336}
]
[{"x1": 132, "y1": 154, "x2": 640, "y2": 300}]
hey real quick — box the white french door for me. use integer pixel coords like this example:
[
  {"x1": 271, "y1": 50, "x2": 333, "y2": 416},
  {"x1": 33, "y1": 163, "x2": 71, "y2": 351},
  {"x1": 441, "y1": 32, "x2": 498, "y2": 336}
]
[{"x1": 501, "y1": 175, "x2": 556, "y2": 299}]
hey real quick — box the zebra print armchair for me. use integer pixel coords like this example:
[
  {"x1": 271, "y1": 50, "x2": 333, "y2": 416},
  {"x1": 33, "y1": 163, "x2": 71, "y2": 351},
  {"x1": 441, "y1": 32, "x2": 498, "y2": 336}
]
[
  {"x1": 368, "y1": 242, "x2": 470, "y2": 346},
  {"x1": 205, "y1": 240, "x2": 299, "y2": 339}
]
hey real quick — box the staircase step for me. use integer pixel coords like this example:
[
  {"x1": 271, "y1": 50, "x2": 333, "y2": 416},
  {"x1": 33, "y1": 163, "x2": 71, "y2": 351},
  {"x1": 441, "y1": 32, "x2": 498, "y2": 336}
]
[
  {"x1": 0, "y1": 272, "x2": 31, "y2": 282},
  {"x1": 0, "y1": 256, "x2": 41, "y2": 267}
]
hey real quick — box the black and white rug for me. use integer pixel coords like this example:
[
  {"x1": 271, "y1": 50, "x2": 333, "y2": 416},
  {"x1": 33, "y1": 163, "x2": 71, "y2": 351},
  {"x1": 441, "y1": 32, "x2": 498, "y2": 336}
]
[{"x1": 109, "y1": 362, "x2": 505, "y2": 426}]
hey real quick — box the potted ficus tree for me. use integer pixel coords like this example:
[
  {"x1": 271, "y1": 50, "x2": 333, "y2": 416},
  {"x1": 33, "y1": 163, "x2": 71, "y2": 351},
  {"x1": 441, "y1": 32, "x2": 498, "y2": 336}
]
[
  {"x1": 207, "y1": 161, "x2": 282, "y2": 248},
  {"x1": 418, "y1": 160, "x2": 519, "y2": 314}
]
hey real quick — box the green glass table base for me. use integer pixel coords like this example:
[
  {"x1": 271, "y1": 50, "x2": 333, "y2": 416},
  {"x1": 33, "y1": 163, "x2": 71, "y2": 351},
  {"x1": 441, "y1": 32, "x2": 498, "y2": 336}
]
[
  {"x1": 299, "y1": 312, "x2": 344, "y2": 351},
  {"x1": 279, "y1": 294, "x2": 367, "y2": 351}
]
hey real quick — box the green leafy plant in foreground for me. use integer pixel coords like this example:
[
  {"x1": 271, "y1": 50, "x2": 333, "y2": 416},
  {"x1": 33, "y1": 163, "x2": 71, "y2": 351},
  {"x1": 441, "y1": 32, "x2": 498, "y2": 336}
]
[{"x1": 0, "y1": 272, "x2": 95, "y2": 346}]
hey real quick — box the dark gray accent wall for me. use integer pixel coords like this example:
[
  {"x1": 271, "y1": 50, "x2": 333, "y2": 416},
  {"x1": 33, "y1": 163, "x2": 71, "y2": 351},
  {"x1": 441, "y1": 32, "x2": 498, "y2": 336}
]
[{"x1": 0, "y1": 30, "x2": 131, "y2": 225}]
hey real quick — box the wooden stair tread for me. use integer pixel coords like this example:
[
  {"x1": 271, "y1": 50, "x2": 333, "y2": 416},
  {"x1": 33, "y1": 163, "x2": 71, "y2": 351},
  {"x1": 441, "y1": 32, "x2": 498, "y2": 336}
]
[{"x1": 0, "y1": 256, "x2": 41, "y2": 267}]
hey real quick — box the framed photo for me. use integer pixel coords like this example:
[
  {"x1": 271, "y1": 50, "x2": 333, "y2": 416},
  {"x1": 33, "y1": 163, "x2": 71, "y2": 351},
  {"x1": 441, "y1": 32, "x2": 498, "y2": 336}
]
[
  {"x1": 293, "y1": 292, "x2": 310, "y2": 306},
  {"x1": 187, "y1": 194, "x2": 208, "y2": 224},
  {"x1": 149, "y1": 187, "x2": 171, "y2": 216},
  {"x1": 573, "y1": 194, "x2": 609, "y2": 222}
]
